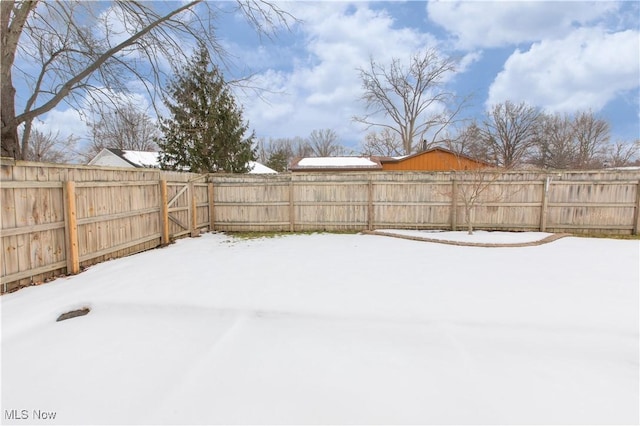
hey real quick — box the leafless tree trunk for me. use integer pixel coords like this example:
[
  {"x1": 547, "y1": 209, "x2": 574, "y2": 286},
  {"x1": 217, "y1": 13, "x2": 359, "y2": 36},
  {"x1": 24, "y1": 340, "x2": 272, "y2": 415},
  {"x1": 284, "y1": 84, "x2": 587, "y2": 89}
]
[
  {"x1": 1, "y1": 0, "x2": 38, "y2": 159},
  {"x1": 455, "y1": 169, "x2": 504, "y2": 234},
  {"x1": 1, "y1": 0, "x2": 294, "y2": 160},
  {"x1": 353, "y1": 48, "x2": 464, "y2": 155}
]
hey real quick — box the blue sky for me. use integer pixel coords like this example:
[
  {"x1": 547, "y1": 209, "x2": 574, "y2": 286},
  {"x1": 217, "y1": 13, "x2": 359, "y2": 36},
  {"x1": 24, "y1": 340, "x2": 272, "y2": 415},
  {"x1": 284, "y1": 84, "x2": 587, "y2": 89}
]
[{"x1": 34, "y1": 1, "x2": 640, "y2": 153}]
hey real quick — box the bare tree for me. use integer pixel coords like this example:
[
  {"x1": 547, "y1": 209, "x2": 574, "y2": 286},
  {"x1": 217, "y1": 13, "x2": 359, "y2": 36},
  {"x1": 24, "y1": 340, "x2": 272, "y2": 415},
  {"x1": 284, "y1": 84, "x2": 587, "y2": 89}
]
[
  {"x1": 453, "y1": 169, "x2": 505, "y2": 235},
  {"x1": 23, "y1": 128, "x2": 78, "y2": 164},
  {"x1": 530, "y1": 113, "x2": 576, "y2": 169},
  {"x1": 443, "y1": 120, "x2": 495, "y2": 164},
  {"x1": 254, "y1": 136, "x2": 313, "y2": 171},
  {"x1": 1, "y1": 0, "x2": 294, "y2": 160},
  {"x1": 606, "y1": 140, "x2": 639, "y2": 168},
  {"x1": 480, "y1": 101, "x2": 541, "y2": 168},
  {"x1": 353, "y1": 48, "x2": 465, "y2": 155},
  {"x1": 360, "y1": 128, "x2": 403, "y2": 157},
  {"x1": 307, "y1": 129, "x2": 347, "y2": 157},
  {"x1": 572, "y1": 111, "x2": 610, "y2": 169},
  {"x1": 527, "y1": 110, "x2": 613, "y2": 170},
  {"x1": 83, "y1": 101, "x2": 159, "y2": 162}
]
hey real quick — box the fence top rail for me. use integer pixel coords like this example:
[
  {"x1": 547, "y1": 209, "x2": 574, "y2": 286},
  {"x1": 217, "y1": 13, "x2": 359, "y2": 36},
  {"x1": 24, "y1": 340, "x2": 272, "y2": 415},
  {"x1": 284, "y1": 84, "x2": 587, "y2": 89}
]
[
  {"x1": 211, "y1": 181, "x2": 291, "y2": 187},
  {"x1": 75, "y1": 181, "x2": 159, "y2": 188},
  {"x1": 547, "y1": 180, "x2": 640, "y2": 185},
  {"x1": 0, "y1": 181, "x2": 63, "y2": 188}
]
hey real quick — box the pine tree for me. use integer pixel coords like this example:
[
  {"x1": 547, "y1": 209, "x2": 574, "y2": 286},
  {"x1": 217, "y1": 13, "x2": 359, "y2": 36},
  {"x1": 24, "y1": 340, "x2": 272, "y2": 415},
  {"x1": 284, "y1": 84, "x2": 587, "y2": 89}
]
[{"x1": 158, "y1": 45, "x2": 255, "y2": 173}]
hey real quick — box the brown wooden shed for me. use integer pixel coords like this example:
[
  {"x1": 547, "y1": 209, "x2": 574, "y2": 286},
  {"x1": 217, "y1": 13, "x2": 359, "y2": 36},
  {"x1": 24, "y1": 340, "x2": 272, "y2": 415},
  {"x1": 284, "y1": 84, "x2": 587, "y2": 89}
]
[{"x1": 377, "y1": 147, "x2": 490, "y2": 171}]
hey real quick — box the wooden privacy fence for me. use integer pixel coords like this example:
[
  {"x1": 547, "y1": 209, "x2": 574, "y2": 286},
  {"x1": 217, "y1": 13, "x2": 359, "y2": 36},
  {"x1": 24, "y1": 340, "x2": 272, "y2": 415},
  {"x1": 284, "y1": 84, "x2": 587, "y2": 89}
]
[
  {"x1": 0, "y1": 160, "x2": 210, "y2": 293},
  {"x1": 2, "y1": 159, "x2": 640, "y2": 293},
  {"x1": 211, "y1": 170, "x2": 640, "y2": 234}
]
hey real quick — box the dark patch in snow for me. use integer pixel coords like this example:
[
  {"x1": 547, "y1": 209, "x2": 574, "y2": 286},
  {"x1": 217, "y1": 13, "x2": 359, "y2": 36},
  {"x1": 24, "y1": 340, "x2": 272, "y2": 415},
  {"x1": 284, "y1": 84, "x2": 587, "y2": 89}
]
[{"x1": 56, "y1": 308, "x2": 90, "y2": 322}]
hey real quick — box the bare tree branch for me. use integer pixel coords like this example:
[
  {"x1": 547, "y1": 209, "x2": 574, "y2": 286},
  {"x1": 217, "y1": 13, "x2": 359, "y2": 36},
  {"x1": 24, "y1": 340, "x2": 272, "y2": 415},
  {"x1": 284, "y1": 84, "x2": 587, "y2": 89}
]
[
  {"x1": 353, "y1": 48, "x2": 461, "y2": 155},
  {"x1": 306, "y1": 128, "x2": 347, "y2": 156},
  {"x1": 2, "y1": 0, "x2": 295, "y2": 160},
  {"x1": 480, "y1": 101, "x2": 541, "y2": 168}
]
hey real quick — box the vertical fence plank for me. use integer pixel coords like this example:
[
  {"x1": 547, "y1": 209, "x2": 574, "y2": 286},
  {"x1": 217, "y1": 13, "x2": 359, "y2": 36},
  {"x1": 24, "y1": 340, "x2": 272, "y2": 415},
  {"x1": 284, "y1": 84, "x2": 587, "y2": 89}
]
[
  {"x1": 540, "y1": 177, "x2": 550, "y2": 232},
  {"x1": 63, "y1": 181, "x2": 79, "y2": 275},
  {"x1": 159, "y1": 180, "x2": 170, "y2": 245},
  {"x1": 208, "y1": 182, "x2": 215, "y2": 232},
  {"x1": 189, "y1": 181, "x2": 198, "y2": 237},
  {"x1": 289, "y1": 178, "x2": 295, "y2": 232},
  {"x1": 367, "y1": 177, "x2": 374, "y2": 231},
  {"x1": 451, "y1": 178, "x2": 458, "y2": 231},
  {"x1": 634, "y1": 180, "x2": 640, "y2": 235}
]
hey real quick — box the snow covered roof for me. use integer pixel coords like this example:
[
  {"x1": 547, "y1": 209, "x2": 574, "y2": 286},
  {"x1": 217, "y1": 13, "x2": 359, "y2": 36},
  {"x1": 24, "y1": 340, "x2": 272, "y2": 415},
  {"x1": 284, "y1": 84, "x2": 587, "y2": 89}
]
[
  {"x1": 121, "y1": 150, "x2": 160, "y2": 168},
  {"x1": 290, "y1": 156, "x2": 383, "y2": 171},
  {"x1": 87, "y1": 148, "x2": 160, "y2": 168},
  {"x1": 248, "y1": 161, "x2": 277, "y2": 174},
  {"x1": 88, "y1": 148, "x2": 277, "y2": 173}
]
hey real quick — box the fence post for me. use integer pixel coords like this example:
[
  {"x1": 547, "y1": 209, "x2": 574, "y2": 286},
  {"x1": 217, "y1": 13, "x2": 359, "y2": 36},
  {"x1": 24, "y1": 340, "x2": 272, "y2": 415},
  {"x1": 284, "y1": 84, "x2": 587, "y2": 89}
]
[
  {"x1": 451, "y1": 178, "x2": 458, "y2": 231},
  {"x1": 634, "y1": 180, "x2": 640, "y2": 235},
  {"x1": 63, "y1": 181, "x2": 80, "y2": 275},
  {"x1": 208, "y1": 182, "x2": 215, "y2": 232},
  {"x1": 540, "y1": 176, "x2": 550, "y2": 232},
  {"x1": 289, "y1": 177, "x2": 295, "y2": 232},
  {"x1": 189, "y1": 181, "x2": 198, "y2": 237},
  {"x1": 159, "y1": 180, "x2": 170, "y2": 245}
]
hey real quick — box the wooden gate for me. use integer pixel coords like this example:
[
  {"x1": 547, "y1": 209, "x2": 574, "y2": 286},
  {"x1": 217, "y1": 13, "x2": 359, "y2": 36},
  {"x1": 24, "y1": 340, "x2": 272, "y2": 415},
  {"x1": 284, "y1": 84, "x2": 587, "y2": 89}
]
[{"x1": 160, "y1": 175, "x2": 211, "y2": 242}]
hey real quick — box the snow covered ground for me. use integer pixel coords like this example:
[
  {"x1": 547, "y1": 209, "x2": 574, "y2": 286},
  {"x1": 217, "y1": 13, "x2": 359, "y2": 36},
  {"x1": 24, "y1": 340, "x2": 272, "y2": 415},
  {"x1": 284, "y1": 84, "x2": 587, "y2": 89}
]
[{"x1": 1, "y1": 232, "x2": 638, "y2": 425}]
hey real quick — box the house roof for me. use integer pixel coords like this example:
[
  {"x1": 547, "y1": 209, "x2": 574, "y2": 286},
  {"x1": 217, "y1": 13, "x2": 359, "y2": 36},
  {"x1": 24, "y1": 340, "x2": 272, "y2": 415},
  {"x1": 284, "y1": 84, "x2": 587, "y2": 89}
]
[
  {"x1": 247, "y1": 161, "x2": 278, "y2": 174},
  {"x1": 289, "y1": 156, "x2": 383, "y2": 172},
  {"x1": 118, "y1": 149, "x2": 161, "y2": 168},
  {"x1": 88, "y1": 148, "x2": 277, "y2": 173},
  {"x1": 374, "y1": 147, "x2": 491, "y2": 166},
  {"x1": 87, "y1": 148, "x2": 159, "y2": 168}
]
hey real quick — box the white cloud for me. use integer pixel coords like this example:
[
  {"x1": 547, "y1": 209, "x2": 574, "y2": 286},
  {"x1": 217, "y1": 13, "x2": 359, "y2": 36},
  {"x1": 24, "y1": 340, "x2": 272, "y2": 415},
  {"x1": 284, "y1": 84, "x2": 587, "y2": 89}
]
[
  {"x1": 427, "y1": 1, "x2": 618, "y2": 49},
  {"x1": 237, "y1": 2, "x2": 441, "y2": 145},
  {"x1": 34, "y1": 108, "x2": 87, "y2": 141},
  {"x1": 487, "y1": 28, "x2": 640, "y2": 113}
]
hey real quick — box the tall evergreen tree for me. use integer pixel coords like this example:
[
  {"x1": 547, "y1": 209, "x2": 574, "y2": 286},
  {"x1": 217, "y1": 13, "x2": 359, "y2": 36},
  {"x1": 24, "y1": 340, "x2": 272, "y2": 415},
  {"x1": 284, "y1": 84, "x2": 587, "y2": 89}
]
[{"x1": 158, "y1": 45, "x2": 255, "y2": 173}]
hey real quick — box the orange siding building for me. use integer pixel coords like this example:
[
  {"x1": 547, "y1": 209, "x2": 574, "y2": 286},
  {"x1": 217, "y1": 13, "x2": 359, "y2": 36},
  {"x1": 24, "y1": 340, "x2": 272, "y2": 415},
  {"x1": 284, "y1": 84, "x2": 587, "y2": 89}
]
[{"x1": 379, "y1": 148, "x2": 489, "y2": 171}]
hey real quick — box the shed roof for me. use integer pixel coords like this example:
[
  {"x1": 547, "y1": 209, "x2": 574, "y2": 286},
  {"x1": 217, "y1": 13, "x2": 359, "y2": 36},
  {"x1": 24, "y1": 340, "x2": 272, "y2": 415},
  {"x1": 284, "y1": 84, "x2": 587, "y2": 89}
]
[{"x1": 290, "y1": 156, "x2": 383, "y2": 172}]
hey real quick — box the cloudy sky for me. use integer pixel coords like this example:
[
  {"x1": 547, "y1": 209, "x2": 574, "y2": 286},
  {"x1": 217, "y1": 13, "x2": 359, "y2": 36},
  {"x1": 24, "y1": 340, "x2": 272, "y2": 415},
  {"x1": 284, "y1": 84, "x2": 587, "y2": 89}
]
[{"x1": 34, "y1": 1, "x2": 640, "y2": 154}]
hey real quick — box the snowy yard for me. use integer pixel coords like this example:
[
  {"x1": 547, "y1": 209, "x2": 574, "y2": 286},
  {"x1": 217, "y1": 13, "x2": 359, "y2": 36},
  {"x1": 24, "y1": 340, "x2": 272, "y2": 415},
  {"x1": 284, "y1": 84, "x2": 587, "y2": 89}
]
[{"x1": 1, "y1": 231, "x2": 638, "y2": 425}]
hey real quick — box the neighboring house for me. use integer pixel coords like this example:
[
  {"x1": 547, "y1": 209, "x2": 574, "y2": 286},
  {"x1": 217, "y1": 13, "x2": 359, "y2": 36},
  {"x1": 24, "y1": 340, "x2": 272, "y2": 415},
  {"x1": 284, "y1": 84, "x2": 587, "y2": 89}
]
[
  {"x1": 289, "y1": 156, "x2": 383, "y2": 172},
  {"x1": 289, "y1": 148, "x2": 489, "y2": 173},
  {"x1": 376, "y1": 147, "x2": 490, "y2": 171},
  {"x1": 88, "y1": 148, "x2": 277, "y2": 174}
]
